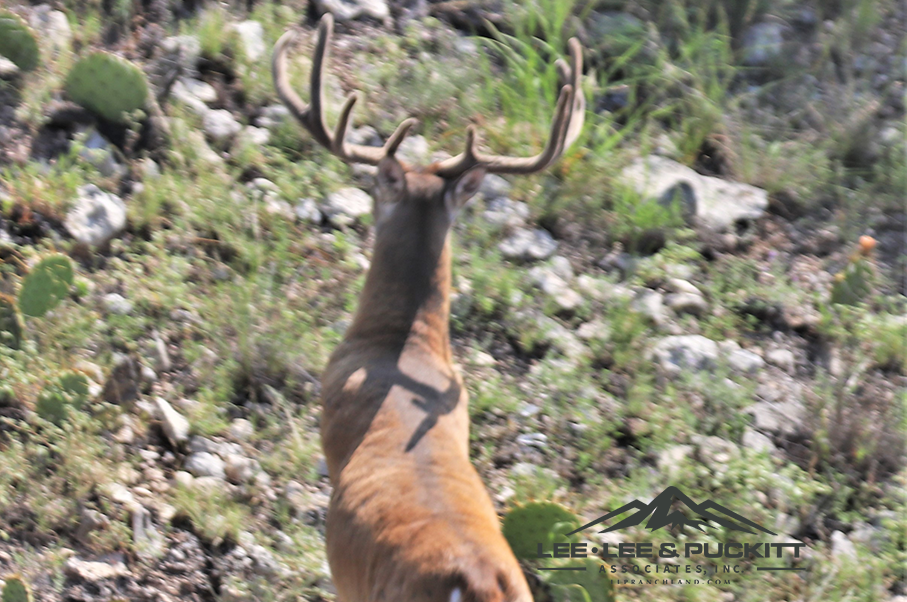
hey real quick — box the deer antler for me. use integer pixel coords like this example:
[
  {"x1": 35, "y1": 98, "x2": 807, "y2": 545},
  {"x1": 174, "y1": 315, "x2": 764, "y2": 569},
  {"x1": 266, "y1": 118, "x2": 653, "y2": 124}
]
[
  {"x1": 273, "y1": 15, "x2": 584, "y2": 175},
  {"x1": 272, "y1": 14, "x2": 416, "y2": 165},
  {"x1": 431, "y1": 37, "x2": 585, "y2": 177}
]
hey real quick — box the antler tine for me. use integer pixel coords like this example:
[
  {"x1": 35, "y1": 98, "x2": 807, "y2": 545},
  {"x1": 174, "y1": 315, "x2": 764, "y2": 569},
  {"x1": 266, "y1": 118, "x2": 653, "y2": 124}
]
[
  {"x1": 272, "y1": 19, "x2": 331, "y2": 149},
  {"x1": 331, "y1": 91, "x2": 360, "y2": 154},
  {"x1": 332, "y1": 92, "x2": 418, "y2": 163},
  {"x1": 272, "y1": 14, "x2": 416, "y2": 166},
  {"x1": 559, "y1": 38, "x2": 586, "y2": 154},
  {"x1": 433, "y1": 39, "x2": 585, "y2": 178},
  {"x1": 383, "y1": 117, "x2": 419, "y2": 157}
]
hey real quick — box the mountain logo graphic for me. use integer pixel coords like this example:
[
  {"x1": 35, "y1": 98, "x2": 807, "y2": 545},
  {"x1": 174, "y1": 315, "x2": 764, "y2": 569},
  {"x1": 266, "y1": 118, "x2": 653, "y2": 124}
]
[{"x1": 564, "y1": 486, "x2": 777, "y2": 536}]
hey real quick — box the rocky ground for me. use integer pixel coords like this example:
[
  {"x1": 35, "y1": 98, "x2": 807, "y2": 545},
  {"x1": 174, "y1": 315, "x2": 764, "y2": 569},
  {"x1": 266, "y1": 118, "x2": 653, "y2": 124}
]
[{"x1": 0, "y1": 0, "x2": 905, "y2": 601}]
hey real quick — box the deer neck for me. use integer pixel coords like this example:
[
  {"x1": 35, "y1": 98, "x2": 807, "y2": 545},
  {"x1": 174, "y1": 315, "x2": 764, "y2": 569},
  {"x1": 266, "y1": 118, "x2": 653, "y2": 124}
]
[{"x1": 345, "y1": 222, "x2": 453, "y2": 363}]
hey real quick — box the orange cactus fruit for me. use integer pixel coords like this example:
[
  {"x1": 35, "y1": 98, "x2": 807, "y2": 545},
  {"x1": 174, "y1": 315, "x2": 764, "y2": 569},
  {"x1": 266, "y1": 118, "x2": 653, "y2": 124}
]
[{"x1": 858, "y1": 235, "x2": 877, "y2": 255}]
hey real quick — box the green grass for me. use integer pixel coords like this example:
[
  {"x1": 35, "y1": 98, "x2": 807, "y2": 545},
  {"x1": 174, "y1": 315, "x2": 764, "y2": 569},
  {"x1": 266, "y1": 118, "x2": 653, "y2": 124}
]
[
  {"x1": 172, "y1": 482, "x2": 248, "y2": 545},
  {"x1": 0, "y1": 405, "x2": 125, "y2": 546},
  {"x1": 0, "y1": 148, "x2": 97, "y2": 217}
]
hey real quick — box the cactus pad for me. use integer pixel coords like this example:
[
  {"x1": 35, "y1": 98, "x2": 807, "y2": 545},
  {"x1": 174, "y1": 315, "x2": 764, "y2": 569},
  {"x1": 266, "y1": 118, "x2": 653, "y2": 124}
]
[
  {"x1": 18, "y1": 254, "x2": 74, "y2": 318},
  {"x1": 0, "y1": 12, "x2": 39, "y2": 71},
  {"x1": 831, "y1": 260, "x2": 874, "y2": 306},
  {"x1": 65, "y1": 52, "x2": 149, "y2": 122},
  {"x1": 502, "y1": 502, "x2": 578, "y2": 559},
  {"x1": 58, "y1": 371, "x2": 90, "y2": 400},
  {"x1": 1, "y1": 574, "x2": 33, "y2": 602},
  {"x1": 35, "y1": 371, "x2": 89, "y2": 425},
  {"x1": 35, "y1": 387, "x2": 69, "y2": 424},
  {"x1": 548, "y1": 559, "x2": 615, "y2": 602},
  {"x1": 0, "y1": 294, "x2": 22, "y2": 349}
]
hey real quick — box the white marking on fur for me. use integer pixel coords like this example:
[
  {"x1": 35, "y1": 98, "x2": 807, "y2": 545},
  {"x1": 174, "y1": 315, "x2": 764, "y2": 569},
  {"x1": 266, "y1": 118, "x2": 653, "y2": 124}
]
[{"x1": 342, "y1": 367, "x2": 368, "y2": 394}]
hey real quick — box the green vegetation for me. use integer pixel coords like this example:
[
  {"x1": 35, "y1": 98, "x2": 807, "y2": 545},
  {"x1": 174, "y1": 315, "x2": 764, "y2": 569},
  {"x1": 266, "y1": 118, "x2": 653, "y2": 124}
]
[
  {"x1": 17, "y1": 254, "x2": 74, "y2": 318},
  {"x1": 502, "y1": 501, "x2": 579, "y2": 559},
  {"x1": 65, "y1": 52, "x2": 149, "y2": 122},
  {"x1": 1, "y1": 575, "x2": 32, "y2": 602},
  {"x1": 0, "y1": 295, "x2": 23, "y2": 349},
  {"x1": 0, "y1": 11, "x2": 39, "y2": 71},
  {"x1": 831, "y1": 238, "x2": 879, "y2": 306},
  {"x1": 35, "y1": 371, "x2": 90, "y2": 425},
  {"x1": 503, "y1": 502, "x2": 614, "y2": 602}
]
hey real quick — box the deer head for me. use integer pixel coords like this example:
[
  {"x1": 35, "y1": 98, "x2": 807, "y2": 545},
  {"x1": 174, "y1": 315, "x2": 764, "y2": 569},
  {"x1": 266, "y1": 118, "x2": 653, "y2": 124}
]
[{"x1": 272, "y1": 14, "x2": 584, "y2": 229}]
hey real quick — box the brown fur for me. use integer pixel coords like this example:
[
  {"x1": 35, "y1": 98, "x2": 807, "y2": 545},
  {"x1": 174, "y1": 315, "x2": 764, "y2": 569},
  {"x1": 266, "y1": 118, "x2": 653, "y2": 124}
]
[{"x1": 320, "y1": 167, "x2": 532, "y2": 602}]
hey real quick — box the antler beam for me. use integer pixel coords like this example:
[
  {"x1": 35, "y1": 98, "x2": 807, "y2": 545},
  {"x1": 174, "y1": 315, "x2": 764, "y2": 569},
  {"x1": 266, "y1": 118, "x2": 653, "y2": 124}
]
[
  {"x1": 272, "y1": 14, "x2": 416, "y2": 165},
  {"x1": 431, "y1": 37, "x2": 585, "y2": 177},
  {"x1": 273, "y1": 15, "x2": 584, "y2": 175}
]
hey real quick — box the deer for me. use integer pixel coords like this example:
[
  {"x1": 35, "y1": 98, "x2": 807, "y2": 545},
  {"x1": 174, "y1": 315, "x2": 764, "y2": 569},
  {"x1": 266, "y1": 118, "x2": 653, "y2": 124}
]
[{"x1": 273, "y1": 14, "x2": 584, "y2": 602}]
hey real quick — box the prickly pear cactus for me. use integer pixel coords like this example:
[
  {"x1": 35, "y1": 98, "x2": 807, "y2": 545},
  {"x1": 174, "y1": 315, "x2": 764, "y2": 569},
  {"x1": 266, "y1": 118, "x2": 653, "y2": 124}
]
[
  {"x1": 0, "y1": 11, "x2": 39, "y2": 71},
  {"x1": 35, "y1": 387, "x2": 69, "y2": 424},
  {"x1": 503, "y1": 503, "x2": 613, "y2": 601},
  {"x1": 0, "y1": 294, "x2": 23, "y2": 349},
  {"x1": 18, "y1": 254, "x2": 74, "y2": 318},
  {"x1": 35, "y1": 371, "x2": 89, "y2": 425},
  {"x1": 58, "y1": 371, "x2": 90, "y2": 400},
  {"x1": 549, "y1": 584, "x2": 592, "y2": 602},
  {"x1": 502, "y1": 501, "x2": 579, "y2": 559},
  {"x1": 1, "y1": 574, "x2": 33, "y2": 602},
  {"x1": 65, "y1": 52, "x2": 149, "y2": 122},
  {"x1": 831, "y1": 236, "x2": 877, "y2": 306},
  {"x1": 548, "y1": 558, "x2": 615, "y2": 602},
  {"x1": 831, "y1": 261, "x2": 874, "y2": 306}
]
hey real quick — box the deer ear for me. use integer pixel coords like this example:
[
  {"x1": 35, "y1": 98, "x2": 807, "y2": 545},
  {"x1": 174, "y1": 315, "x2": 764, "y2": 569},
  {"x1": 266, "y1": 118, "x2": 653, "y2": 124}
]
[
  {"x1": 376, "y1": 157, "x2": 407, "y2": 205},
  {"x1": 445, "y1": 167, "x2": 486, "y2": 215}
]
